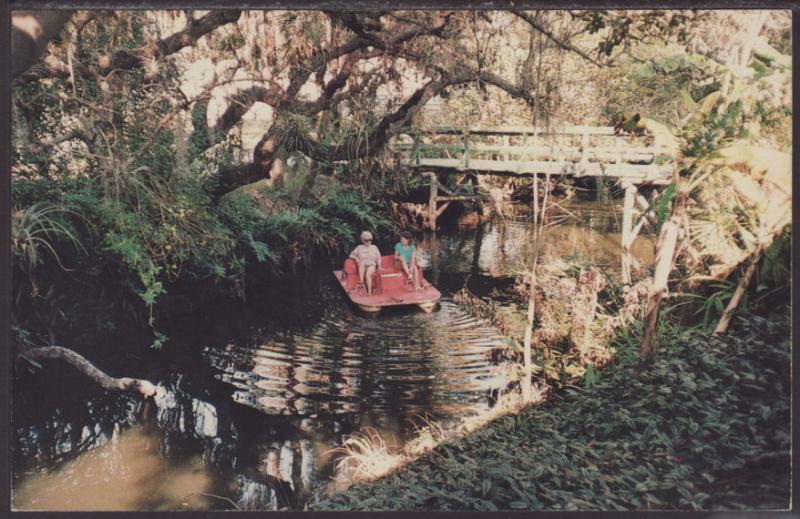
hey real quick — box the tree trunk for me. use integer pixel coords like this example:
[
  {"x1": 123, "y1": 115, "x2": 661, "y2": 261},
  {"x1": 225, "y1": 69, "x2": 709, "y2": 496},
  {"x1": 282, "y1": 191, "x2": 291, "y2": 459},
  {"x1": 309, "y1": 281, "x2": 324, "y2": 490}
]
[
  {"x1": 521, "y1": 268, "x2": 535, "y2": 402},
  {"x1": 736, "y1": 11, "x2": 768, "y2": 68},
  {"x1": 621, "y1": 182, "x2": 636, "y2": 284},
  {"x1": 522, "y1": 172, "x2": 551, "y2": 402},
  {"x1": 521, "y1": 173, "x2": 539, "y2": 402},
  {"x1": 20, "y1": 346, "x2": 157, "y2": 398},
  {"x1": 639, "y1": 216, "x2": 680, "y2": 361}
]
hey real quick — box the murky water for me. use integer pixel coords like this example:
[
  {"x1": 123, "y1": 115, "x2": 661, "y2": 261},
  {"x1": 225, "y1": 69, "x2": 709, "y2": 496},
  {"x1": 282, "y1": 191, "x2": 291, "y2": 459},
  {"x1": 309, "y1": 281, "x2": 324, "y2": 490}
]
[{"x1": 12, "y1": 200, "x2": 653, "y2": 511}]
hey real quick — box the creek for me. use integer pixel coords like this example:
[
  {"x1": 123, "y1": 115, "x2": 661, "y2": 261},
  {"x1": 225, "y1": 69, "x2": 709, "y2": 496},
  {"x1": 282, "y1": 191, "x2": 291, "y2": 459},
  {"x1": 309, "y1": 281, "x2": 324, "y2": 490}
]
[{"x1": 12, "y1": 199, "x2": 653, "y2": 511}]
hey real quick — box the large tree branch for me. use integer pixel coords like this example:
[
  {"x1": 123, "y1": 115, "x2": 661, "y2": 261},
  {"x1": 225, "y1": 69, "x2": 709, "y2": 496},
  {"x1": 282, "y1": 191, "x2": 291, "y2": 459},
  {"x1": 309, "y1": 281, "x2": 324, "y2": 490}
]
[
  {"x1": 212, "y1": 58, "x2": 540, "y2": 195},
  {"x1": 209, "y1": 136, "x2": 277, "y2": 198},
  {"x1": 309, "y1": 71, "x2": 379, "y2": 114},
  {"x1": 17, "y1": 10, "x2": 243, "y2": 82},
  {"x1": 212, "y1": 83, "x2": 283, "y2": 135},
  {"x1": 208, "y1": 76, "x2": 452, "y2": 197},
  {"x1": 474, "y1": 69, "x2": 538, "y2": 106},
  {"x1": 160, "y1": 10, "x2": 241, "y2": 57},
  {"x1": 292, "y1": 50, "x2": 384, "y2": 115},
  {"x1": 284, "y1": 36, "x2": 371, "y2": 100},
  {"x1": 20, "y1": 346, "x2": 157, "y2": 398},
  {"x1": 213, "y1": 48, "x2": 384, "y2": 136},
  {"x1": 208, "y1": 67, "x2": 350, "y2": 143},
  {"x1": 277, "y1": 76, "x2": 457, "y2": 163},
  {"x1": 107, "y1": 10, "x2": 242, "y2": 72}
]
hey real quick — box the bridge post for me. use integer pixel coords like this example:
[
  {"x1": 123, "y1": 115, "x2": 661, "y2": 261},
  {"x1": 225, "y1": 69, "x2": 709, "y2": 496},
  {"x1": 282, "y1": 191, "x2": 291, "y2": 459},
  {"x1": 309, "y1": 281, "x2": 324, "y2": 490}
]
[
  {"x1": 462, "y1": 133, "x2": 470, "y2": 169},
  {"x1": 579, "y1": 129, "x2": 589, "y2": 176},
  {"x1": 621, "y1": 180, "x2": 636, "y2": 284},
  {"x1": 426, "y1": 172, "x2": 438, "y2": 231},
  {"x1": 522, "y1": 130, "x2": 529, "y2": 157},
  {"x1": 580, "y1": 130, "x2": 589, "y2": 163}
]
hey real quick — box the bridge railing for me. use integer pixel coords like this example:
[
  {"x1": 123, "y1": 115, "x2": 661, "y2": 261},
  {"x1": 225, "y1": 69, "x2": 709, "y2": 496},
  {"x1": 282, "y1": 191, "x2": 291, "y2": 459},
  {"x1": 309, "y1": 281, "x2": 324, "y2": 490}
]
[{"x1": 392, "y1": 125, "x2": 675, "y2": 179}]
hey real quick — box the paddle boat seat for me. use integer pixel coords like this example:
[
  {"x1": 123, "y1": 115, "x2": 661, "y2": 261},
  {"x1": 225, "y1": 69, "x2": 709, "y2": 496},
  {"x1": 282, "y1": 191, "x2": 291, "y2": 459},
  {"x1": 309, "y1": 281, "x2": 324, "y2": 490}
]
[
  {"x1": 342, "y1": 257, "x2": 379, "y2": 293},
  {"x1": 342, "y1": 255, "x2": 423, "y2": 294}
]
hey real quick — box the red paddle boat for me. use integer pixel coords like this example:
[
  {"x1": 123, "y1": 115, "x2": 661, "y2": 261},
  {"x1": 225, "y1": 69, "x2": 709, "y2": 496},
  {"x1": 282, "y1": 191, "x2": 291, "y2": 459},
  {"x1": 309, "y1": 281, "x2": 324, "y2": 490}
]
[{"x1": 334, "y1": 255, "x2": 441, "y2": 313}]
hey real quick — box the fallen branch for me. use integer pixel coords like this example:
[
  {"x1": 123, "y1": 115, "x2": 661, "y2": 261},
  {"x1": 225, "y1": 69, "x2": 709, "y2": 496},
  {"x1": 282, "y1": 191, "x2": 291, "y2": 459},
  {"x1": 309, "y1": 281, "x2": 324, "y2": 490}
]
[
  {"x1": 20, "y1": 346, "x2": 157, "y2": 398},
  {"x1": 713, "y1": 245, "x2": 763, "y2": 335}
]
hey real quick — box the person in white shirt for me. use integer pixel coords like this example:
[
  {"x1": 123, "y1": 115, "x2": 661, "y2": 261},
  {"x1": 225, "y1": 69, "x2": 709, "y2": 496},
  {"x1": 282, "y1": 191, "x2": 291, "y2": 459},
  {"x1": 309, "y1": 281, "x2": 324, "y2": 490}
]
[{"x1": 348, "y1": 230, "x2": 382, "y2": 294}]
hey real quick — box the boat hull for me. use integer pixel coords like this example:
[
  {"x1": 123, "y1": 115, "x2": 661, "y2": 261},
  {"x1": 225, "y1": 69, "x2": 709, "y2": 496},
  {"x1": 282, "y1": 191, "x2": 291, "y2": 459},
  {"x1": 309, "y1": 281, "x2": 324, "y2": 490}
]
[{"x1": 333, "y1": 261, "x2": 441, "y2": 313}]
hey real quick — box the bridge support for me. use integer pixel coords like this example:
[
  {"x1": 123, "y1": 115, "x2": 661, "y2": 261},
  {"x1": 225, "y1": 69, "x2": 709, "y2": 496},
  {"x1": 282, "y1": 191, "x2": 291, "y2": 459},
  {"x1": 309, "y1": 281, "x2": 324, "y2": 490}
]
[
  {"x1": 423, "y1": 171, "x2": 483, "y2": 231},
  {"x1": 426, "y1": 172, "x2": 438, "y2": 231}
]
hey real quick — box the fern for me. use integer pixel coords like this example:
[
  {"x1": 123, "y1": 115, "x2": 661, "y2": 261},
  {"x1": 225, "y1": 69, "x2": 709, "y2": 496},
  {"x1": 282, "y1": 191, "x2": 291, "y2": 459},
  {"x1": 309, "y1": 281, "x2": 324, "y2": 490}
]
[{"x1": 245, "y1": 232, "x2": 279, "y2": 263}]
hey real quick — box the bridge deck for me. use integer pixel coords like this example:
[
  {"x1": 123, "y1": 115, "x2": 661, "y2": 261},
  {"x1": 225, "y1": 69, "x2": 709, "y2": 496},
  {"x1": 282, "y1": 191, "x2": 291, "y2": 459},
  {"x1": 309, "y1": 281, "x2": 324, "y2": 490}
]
[{"x1": 401, "y1": 157, "x2": 672, "y2": 184}]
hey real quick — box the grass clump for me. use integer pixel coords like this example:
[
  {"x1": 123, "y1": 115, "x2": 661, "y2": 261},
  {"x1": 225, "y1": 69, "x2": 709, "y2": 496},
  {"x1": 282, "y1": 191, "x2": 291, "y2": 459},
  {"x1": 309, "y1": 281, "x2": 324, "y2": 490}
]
[{"x1": 333, "y1": 428, "x2": 409, "y2": 483}]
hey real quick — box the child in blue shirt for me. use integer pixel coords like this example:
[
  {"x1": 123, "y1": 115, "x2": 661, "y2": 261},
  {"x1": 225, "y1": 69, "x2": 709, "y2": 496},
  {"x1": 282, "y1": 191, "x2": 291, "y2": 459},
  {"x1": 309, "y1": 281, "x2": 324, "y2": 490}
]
[{"x1": 394, "y1": 231, "x2": 422, "y2": 290}]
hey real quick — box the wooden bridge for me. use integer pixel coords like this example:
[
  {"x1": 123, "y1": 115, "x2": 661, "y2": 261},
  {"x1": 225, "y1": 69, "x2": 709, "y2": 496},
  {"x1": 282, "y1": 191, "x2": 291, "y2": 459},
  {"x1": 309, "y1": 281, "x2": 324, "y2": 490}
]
[
  {"x1": 391, "y1": 125, "x2": 678, "y2": 283},
  {"x1": 394, "y1": 124, "x2": 674, "y2": 183}
]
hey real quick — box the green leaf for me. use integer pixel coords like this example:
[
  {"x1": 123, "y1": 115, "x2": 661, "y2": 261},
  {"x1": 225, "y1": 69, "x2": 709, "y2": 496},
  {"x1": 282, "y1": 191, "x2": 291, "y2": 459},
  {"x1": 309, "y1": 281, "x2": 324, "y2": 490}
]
[
  {"x1": 656, "y1": 183, "x2": 677, "y2": 230},
  {"x1": 679, "y1": 87, "x2": 697, "y2": 112},
  {"x1": 22, "y1": 356, "x2": 43, "y2": 369}
]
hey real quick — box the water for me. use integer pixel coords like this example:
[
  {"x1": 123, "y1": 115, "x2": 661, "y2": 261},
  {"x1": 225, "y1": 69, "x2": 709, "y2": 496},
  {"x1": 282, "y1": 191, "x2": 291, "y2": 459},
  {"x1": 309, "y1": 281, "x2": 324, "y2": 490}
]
[
  {"x1": 12, "y1": 200, "x2": 653, "y2": 511},
  {"x1": 207, "y1": 300, "x2": 509, "y2": 418}
]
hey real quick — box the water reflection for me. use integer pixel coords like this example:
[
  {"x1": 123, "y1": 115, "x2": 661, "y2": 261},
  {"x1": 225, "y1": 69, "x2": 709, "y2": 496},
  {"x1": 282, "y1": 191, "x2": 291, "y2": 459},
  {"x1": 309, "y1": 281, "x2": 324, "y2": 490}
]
[
  {"x1": 206, "y1": 301, "x2": 508, "y2": 421},
  {"x1": 14, "y1": 393, "x2": 141, "y2": 474},
  {"x1": 425, "y1": 202, "x2": 653, "y2": 279}
]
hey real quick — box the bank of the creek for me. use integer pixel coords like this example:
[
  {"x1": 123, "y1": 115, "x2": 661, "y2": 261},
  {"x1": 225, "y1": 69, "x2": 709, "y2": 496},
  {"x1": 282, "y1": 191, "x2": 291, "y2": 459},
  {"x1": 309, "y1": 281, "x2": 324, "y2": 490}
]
[
  {"x1": 312, "y1": 310, "x2": 791, "y2": 511},
  {"x1": 12, "y1": 199, "x2": 655, "y2": 511}
]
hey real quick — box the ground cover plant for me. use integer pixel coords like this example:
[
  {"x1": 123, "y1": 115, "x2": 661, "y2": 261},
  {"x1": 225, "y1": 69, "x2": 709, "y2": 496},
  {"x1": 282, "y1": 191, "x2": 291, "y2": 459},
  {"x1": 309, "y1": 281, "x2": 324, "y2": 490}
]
[{"x1": 312, "y1": 310, "x2": 790, "y2": 511}]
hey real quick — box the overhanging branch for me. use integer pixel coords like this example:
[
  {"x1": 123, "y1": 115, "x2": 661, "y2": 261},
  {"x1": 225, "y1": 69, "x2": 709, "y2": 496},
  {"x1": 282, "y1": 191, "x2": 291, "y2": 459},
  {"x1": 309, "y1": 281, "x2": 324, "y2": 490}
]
[{"x1": 21, "y1": 346, "x2": 157, "y2": 398}]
